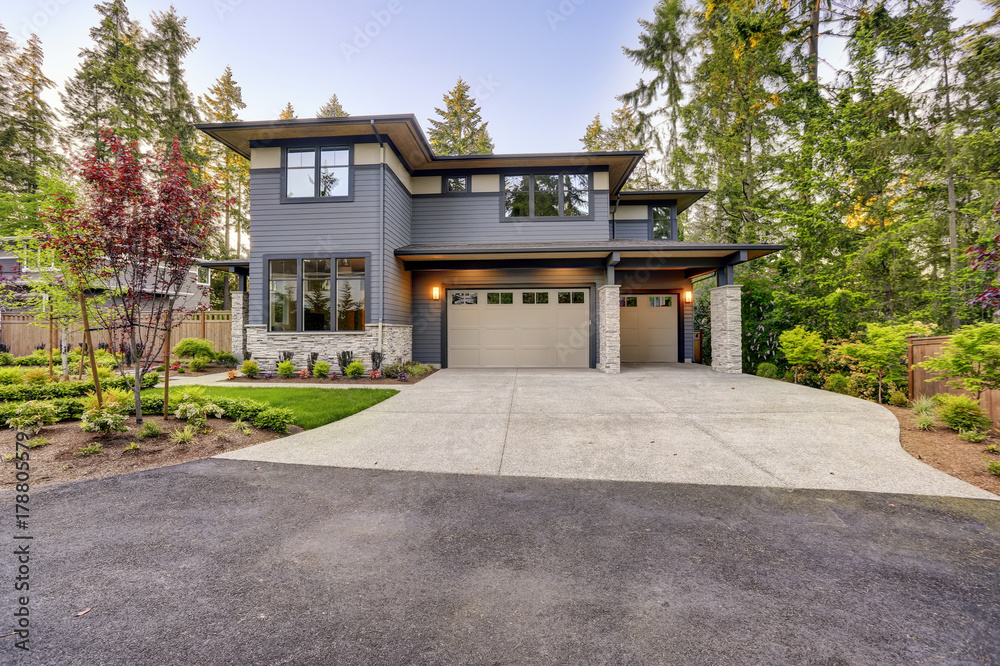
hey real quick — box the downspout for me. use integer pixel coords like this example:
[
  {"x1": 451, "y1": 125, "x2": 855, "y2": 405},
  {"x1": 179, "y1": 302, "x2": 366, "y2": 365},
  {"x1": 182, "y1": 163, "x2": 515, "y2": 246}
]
[{"x1": 371, "y1": 120, "x2": 385, "y2": 355}]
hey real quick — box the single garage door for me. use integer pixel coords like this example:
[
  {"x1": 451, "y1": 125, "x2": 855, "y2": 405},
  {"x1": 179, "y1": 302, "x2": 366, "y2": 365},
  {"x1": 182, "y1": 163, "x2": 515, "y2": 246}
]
[
  {"x1": 447, "y1": 288, "x2": 590, "y2": 368},
  {"x1": 620, "y1": 294, "x2": 679, "y2": 362}
]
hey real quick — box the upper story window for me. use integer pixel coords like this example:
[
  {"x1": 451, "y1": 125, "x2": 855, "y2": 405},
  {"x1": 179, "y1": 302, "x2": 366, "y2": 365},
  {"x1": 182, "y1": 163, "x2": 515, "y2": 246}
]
[
  {"x1": 446, "y1": 176, "x2": 468, "y2": 193},
  {"x1": 284, "y1": 147, "x2": 351, "y2": 200},
  {"x1": 652, "y1": 205, "x2": 675, "y2": 240},
  {"x1": 503, "y1": 173, "x2": 590, "y2": 219}
]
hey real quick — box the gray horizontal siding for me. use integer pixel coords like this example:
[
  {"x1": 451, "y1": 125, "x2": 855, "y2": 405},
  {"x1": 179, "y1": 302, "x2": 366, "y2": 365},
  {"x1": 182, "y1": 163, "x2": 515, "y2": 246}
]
[
  {"x1": 613, "y1": 220, "x2": 650, "y2": 241},
  {"x1": 383, "y1": 167, "x2": 411, "y2": 325},
  {"x1": 412, "y1": 267, "x2": 605, "y2": 366},
  {"x1": 248, "y1": 167, "x2": 383, "y2": 326},
  {"x1": 411, "y1": 191, "x2": 611, "y2": 244}
]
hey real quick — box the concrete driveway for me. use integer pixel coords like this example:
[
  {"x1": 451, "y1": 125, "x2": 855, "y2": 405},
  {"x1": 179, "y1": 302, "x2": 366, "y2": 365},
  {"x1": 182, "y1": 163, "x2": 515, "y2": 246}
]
[{"x1": 219, "y1": 364, "x2": 996, "y2": 499}]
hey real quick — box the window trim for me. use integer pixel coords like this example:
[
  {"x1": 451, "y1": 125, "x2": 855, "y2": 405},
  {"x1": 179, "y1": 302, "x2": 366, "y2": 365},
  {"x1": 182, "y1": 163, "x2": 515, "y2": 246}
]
[
  {"x1": 500, "y1": 171, "x2": 594, "y2": 221},
  {"x1": 279, "y1": 145, "x2": 355, "y2": 204},
  {"x1": 262, "y1": 252, "x2": 370, "y2": 333}
]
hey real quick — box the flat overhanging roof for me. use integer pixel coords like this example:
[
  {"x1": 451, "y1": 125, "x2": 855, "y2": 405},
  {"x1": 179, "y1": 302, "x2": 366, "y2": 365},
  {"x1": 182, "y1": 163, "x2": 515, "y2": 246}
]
[
  {"x1": 198, "y1": 259, "x2": 250, "y2": 276},
  {"x1": 195, "y1": 115, "x2": 645, "y2": 195}
]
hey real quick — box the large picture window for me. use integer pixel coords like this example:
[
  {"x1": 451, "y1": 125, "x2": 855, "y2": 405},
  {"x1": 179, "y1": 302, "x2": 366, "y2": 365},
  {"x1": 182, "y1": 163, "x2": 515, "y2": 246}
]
[
  {"x1": 503, "y1": 173, "x2": 590, "y2": 218},
  {"x1": 268, "y1": 257, "x2": 365, "y2": 332},
  {"x1": 284, "y1": 147, "x2": 350, "y2": 200}
]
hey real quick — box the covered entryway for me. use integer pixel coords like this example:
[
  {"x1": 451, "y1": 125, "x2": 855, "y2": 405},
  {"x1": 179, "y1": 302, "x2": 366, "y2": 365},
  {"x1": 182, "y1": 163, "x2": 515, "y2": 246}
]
[
  {"x1": 447, "y1": 288, "x2": 590, "y2": 368},
  {"x1": 620, "y1": 293, "x2": 679, "y2": 362}
]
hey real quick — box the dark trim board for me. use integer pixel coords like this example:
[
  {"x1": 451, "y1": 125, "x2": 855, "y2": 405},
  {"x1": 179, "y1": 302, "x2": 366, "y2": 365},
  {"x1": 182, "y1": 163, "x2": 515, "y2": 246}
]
[{"x1": 440, "y1": 283, "x2": 598, "y2": 369}]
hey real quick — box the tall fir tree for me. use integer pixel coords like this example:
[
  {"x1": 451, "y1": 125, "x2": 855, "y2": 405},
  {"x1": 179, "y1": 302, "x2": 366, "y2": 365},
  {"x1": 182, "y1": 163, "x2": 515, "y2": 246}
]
[
  {"x1": 60, "y1": 0, "x2": 156, "y2": 149},
  {"x1": 8, "y1": 34, "x2": 57, "y2": 191},
  {"x1": 278, "y1": 102, "x2": 296, "y2": 119},
  {"x1": 0, "y1": 24, "x2": 26, "y2": 192},
  {"x1": 148, "y1": 7, "x2": 201, "y2": 165},
  {"x1": 427, "y1": 78, "x2": 494, "y2": 155},
  {"x1": 316, "y1": 94, "x2": 349, "y2": 118},
  {"x1": 578, "y1": 106, "x2": 661, "y2": 190}
]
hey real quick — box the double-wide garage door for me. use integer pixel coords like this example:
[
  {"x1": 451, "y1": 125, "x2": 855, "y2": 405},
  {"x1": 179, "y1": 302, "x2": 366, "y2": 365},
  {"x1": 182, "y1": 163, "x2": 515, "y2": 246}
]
[{"x1": 447, "y1": 288, "x2": 590, "y2": 368}]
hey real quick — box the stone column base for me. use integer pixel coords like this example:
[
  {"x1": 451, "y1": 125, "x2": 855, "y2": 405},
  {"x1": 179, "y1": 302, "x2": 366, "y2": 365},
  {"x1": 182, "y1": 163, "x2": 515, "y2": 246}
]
[
  {"x1": 596, "y1": 284, "x2": 621, "y2": 374},
  {"x1": 710, "y1": 284, "x2": 743, "y2": 374},
  {"x1": 230, "y1": 290, "x2": 249, "y2": 361}
]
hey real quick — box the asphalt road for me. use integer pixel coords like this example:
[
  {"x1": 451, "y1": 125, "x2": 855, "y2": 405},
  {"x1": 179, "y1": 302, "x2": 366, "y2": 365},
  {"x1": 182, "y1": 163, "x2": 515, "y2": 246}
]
[{"x1": 3, "y1": 459, "x2": 999, "y2": 665}]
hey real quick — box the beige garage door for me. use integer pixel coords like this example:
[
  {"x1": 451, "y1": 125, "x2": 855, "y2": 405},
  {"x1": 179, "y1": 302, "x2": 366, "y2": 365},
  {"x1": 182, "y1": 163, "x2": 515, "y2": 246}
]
[
  {"x1": 447, "y1": 289, "x2": 590, "y2": 368},
  {"x1": 621, "y1": 294, "x2": 679, "y2": 362}
]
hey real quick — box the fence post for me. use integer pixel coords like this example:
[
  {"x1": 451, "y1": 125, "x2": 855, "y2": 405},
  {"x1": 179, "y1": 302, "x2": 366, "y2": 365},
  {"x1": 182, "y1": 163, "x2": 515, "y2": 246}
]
[
  {"x1": 907, "y1": 336, "x2": 915, "y2": 401},
  {"x1": 201, "y1": 311, "x2": 206, "y2": 339}
]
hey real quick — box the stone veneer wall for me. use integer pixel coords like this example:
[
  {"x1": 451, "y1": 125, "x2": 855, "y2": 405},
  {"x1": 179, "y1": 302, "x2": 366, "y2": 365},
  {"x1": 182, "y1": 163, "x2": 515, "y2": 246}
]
[
  {"x1": 710, "y1": 284, "x2": 743, "y2": 374},
  {"x1": 244, "y1": 324, "x2": 413, "y2": 372},
  {"x1": 231, "y1": 290, "x2": 249, "y2": 360},
  {"x1": 596, "y1": 284, "x2": 621, "y2": 374}
]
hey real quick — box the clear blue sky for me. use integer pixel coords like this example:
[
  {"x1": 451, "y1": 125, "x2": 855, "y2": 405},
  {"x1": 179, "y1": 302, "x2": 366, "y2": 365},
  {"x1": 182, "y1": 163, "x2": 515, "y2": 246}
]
[{"x1": 2, "y1": 0, "x2": 992, "y2": 155}]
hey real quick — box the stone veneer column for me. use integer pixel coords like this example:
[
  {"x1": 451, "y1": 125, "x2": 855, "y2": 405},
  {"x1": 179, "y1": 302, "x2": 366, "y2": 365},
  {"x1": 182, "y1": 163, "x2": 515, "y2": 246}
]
[
  {"x1": 230, "y1": 290, "x2": 249, "y2": 361},
  {"x1": 596, "y1": 284, "x2": 621, "y2": 374},
  {"x1": 710, "y1": 284, "x2": 743, "y2": 374}
]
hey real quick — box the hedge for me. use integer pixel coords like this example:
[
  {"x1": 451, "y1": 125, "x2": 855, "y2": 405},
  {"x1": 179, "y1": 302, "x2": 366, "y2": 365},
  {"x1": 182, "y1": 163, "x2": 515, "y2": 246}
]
[{"x1": 0, "y1": 373, "x2": 159, "y2": 402}]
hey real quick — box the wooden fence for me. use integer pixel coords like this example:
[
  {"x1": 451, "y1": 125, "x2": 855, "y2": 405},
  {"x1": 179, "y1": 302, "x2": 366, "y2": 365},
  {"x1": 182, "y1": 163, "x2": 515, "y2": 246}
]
[
  {"x1": 908, "y1": 335, "x2": 1000, "y2": 424},
  {"x1": 0, "y1": 311, "x2": 232, "y2": 357}
]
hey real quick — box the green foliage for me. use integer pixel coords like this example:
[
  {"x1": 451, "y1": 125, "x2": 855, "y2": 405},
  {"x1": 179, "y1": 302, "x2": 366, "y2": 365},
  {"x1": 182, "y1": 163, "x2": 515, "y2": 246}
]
[
  {"x1": 427, "y1": 77, "x2": 494, "y2": 155},
  {"x1": 985, "y1": 444, "x2": 999, "y2": 454},
  {"x1": 0, "y1": 368, "x2": 23, "y2": 385},
  {"x1": 24, "y1": 436, "x2": 50, "y2": 449},
  {"x1": 230, "y1": 418, "x2": 253, "y2": 437},
  {"x1": 915, "y1": 413, "x2": 936, "y2": 431},
  {"x1": 188, "y1": 355, "x2": 211, "y2": 372},
  {"x1": 756, "y1": 362, "x2": 778, "y2": 379},
  {"x1": 123, "y1": 442, "x2": 140, "y2": 453},
  {"x1": 986, "y1": 459, "x2": 1000, "y2": 477},
  {"x1": 404, "y1": 361, "x2": 433, "y2": 378},
  {"x1": 888, "y1": 391, "x2": 909, "y2": 407},
  {"x1": 778, "y1": 326, "x2": 824, "y2": 383},
  {"x1": 312, "y1": 360, "x2": 330, "y2": 378},
  {"x1": 0, "y1": 353, "x2": 13, "y2": 366},
  {"x1": 80, "y1": 409, "x2": 128, "y2": 436},
  {"x1": 382, "y1": 363, "x2": 405, "y2": 379},
  {"x1": 911, "y1": 396, "x2": 937, "y2": 416},
  {"x1": 251, "y1": 407, "x2": 295, "y2": 433},
  {"x1": 824, "y1": 374, "x2": 852, "y2": 395},
  {"x1": 276, "y1": 360, "x2": 296, "y2": 378},
  {"x1": 169, "y1": 425, "x2": 197, "y2": 446},
  {"x1": 215, "y1": 352, "x2": 238, "y2": 369},
  {"x1": 136, "y1": 421, "x2": 161, "y2": 439},
  {"x1": 345, "y1": 360, "x2": 365, "y2": 379},
  {"x1": 74, "y1": 443, "x2": 104, "y2": 457},
  {"x1": 316, "y1": 93, "x2": 349, "y2": 118},
  {"x1": 959, "y1": 429, "x2": 989, "y2": 443},
  {"x1": 173, "y1": 338, "x2": 215, "y2": 359},
  {"x1": 837, "y1": 323, "x2": 933, "y2": 403},
  {"x1": 920, "y1": 324, "x2": 1000, "y2": 400},
  {"x1": 240, "y1": 360, "x2": 259, "y2": 379},
  {"x1": 935, "y1": 394, "x2": 993, "y2": 433},
  {"x1": 82, "y1": 387, "x2": 133, "y2": 415},
  {"x1": 21, "y1": 368, "x2": 49, "y2": 385},
  {"x1": 6, "y1": 401, "x2": 58, "y2": 435},
  {"x1": 174, "y1": 400, "x2": 224, "y2": 429},
  {"x1": 212, "y1": 396, "x2": 269, "y2": 422}
]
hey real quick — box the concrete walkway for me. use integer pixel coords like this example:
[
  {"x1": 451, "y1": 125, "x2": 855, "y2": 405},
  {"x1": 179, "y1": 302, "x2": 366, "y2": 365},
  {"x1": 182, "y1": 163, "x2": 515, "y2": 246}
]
[{"x1": 217, "y1": 364, "x2": 996, "y2": 499}]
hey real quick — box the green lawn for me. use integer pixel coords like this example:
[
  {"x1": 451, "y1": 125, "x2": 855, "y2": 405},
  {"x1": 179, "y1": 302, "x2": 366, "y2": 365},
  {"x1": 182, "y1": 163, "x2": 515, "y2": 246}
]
[{"x1": 159, "y1": 386, "x2": 398, "y2": 430}]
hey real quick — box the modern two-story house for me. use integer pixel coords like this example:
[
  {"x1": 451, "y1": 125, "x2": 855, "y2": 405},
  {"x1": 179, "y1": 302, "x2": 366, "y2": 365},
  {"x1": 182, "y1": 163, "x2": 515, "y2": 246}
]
[{"x1": 197, "y1": 114, "x2": 781, "y2": 374}]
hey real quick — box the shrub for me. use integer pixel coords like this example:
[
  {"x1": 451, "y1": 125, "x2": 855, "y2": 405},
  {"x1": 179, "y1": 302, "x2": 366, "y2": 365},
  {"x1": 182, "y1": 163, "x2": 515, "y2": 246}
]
[
  {"x1": 0, "y1": 352, "x2": 13, "y2": 366},
  {"x1": 252, "y1": 407, "x2": 295, "y2": 433},
  {"x1": 213, "y1": 396, "x2": 270, "y2": 422},
  {"x1": 137, "y1": 422, "x2": 161, "y2": 439},
  {"x1": 139, "y1": 394, "x2": 165, "y2": 415},
  {"x1": 173, "y1": 338, "x2": 215, "y2": 359},
  {"x1": 230, "y1": 418, "x2": 253, "y2": 437},
  {"x1": 911, "y1": 396, "x2": 936, "y2": 416},
  {"x1": 51, "y1": 398, "x2": 84, "y2": 421},
  {"x1": 985, "y1": 444, "x2": 999, "y2": 454},
  {"x1": 6, "y1": 401, "x2": 58, "y2": 435},
  {"x1": 382, "y1": 363, "x2": 404, "y2": 379},
  {"x1": 0, "y1": 368, "x2": 23, "y2": 385},
  {"x1": 919, "y1": 323, "x2": 1000, "y2": 400},
  {"x1": 188, "y1": 355, "x2": 212, "y2": 372},
  {"x1": 916, "y1": 413, "x2": 936, "y2": 431},
  {"x1": 169, "y1": 425, "x2": 197, "y2": 446},
  {"x1": 404, "y1": 362, "x2": 433, "y2": 377},
  {"x1": 170, "y1": 386, "x2": 209, "y2": 408},
  {"x1": 959, "y1": 429, "x2": 989, "y2": 443},
  {"x1": 888, "y1": 391, "x2": 909, "y2": 407},
  {"x1": 779, "y1": 326, "x2": 824, "y2": 383},
  {"x1": 277, "y1": 360, "x2": 296, "y2": 378},
  {"x1": 174, "y1": 400, "x2": 224, "y2": 430},
  {"x1": 80, "y1": 409, "x2": 129, "y2": 436},
  {"x1": 123, "y1": 442, "x2": 140, "y2": 453},
  {"x1": 215, "y1": 352, "x2": 238, "y2": 369},
  {"x1": 25, "y1": 436, "x2": 50, "y2": 449},
  {"x1": 226, "y1": 370, "x2": 238, "y2": 380},
  {"x1": 240, "y1": 360, "x2": 260, "y2": 379},
  {"x1": 312, "y1": 360, "x2": 330, "y2": 379},
  {"x1": 75, "y1": 443, "x2": 104, "y2": 457},
  {"x1": 22, "y1": 368, "x2": 50, "y2": 385},
  {"x1": 345, "y1": 360, "x2": 365, "y2": 379},
  {"x1": 370, "y1": 351, "x2": 384, "y2": 371},
  {"x1": 81, "y1": 387, "x2": 133, "y2": 414},
  {"x1": 12, "y1": 353, "x2": 48, "y2": 367},
  {"x1": 297, "y1": 368, "x2": 309, "y2": 379},
  {"x1": 756, "y1": 362, "x2": 778, "y2": 379},
  {"x1": 824, "y1": 373, "x2": 851, "y2": 395},
  {"x1": 397, "y1": 371, "x2": 409, "y2": 383},
  {"x1": 337, "y1": 351, "x2": 355, "y2": 374},
  {"x1": 935, "y1": 394, "x2": 993, "y2": 433},
  {"x1": 986, "y1": 459, "x2": 1000, "y2": 477}
]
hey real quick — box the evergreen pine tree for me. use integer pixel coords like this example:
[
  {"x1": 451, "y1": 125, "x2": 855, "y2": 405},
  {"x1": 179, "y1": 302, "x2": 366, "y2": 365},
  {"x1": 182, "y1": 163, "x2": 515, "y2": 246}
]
[
  {"x1": 427, "y1": 78, "x2": 494, "y2": 155},
  {"x1": 316, "y1": 94, "x2": 349, "y2": 118},
  {"x1": 580, "y1": 114, "x2": 604, "y2": 151},
  {"x1": 8, "y1": 34, "x2": 57, "y2": 191},
  {"x1": 60, "y1": 0, "x2": 156, "y2": 149},
  {"x1": 148, "y1": 7, "x2": 201, "y2": 164},
  {"x1": 0, "y1": 24, "x2": 26, "y2": 192},
  {"x1": 279, "y1": 102, "x2": 296, "y2": 119}
]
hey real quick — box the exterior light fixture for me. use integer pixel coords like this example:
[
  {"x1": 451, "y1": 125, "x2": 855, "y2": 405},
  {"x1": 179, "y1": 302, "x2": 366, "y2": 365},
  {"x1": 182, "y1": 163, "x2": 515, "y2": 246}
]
[
  {"x1": 684, "y1": 290, "x2": 693, "y2": 304},
  {"x1": 432, "y1": 286, "x2": 440, "y2": 300}
]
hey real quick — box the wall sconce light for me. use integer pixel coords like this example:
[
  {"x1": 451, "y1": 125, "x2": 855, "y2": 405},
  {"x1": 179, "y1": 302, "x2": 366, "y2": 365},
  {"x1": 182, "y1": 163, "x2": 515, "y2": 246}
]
[
  {"x1": 684, "y1": 290, "x2": 693, "y2": 304},
  {"x1": 432, "y1": 286, "x2": 440, "y2": 301}
]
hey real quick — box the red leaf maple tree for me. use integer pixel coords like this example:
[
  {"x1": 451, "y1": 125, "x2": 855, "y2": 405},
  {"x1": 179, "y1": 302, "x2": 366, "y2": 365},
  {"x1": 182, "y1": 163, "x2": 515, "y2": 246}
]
[{"x1": 42, "y1": 130, "x2": 218, "y2": 422}]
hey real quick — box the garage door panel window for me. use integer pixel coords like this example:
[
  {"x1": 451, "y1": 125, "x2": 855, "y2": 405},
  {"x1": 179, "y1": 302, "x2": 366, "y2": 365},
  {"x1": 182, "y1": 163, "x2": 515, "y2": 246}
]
[
  {"x1": 649, "y1": 296, "x2": 673, "y2": 307},
  {"x1": 452, "y1": 292, "x2": 478, "y2": 305},
  {"x1": 487, "y1": 292, "x2": 514, "y2": 305},
  {"x1": 621, "y1": 296, "x2": 638, "y2": 307}
]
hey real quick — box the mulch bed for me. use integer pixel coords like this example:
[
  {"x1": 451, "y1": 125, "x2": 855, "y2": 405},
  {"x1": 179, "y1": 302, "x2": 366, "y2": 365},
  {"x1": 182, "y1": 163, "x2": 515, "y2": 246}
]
[
  {"x1": 228, "y1": 369, "x2": 436, "y2": 386},
  {"x1": 888, "y1": 405, "x2": 1000, "y2": 497},
  {"x1": 1, "y1": 416, "x2": 297, "y2": 488}
]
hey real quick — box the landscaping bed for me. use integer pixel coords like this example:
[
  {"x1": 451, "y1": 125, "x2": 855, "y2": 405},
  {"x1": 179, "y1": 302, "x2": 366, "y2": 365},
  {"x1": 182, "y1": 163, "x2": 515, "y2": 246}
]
[
  {"x1": 2, "y1": 415, "x2": 290, "y2": 487},
  {"x1": 889, "y1": 405, "x2": 1000, "y2": 497},
  {"x1": 225, "y1": 370, "x2": 435, "y2": 386}
]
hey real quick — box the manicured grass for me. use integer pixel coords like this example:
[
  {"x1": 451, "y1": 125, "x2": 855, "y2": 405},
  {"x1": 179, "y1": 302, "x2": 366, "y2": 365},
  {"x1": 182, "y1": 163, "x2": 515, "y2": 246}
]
[{"x1": 156, "y1": 386, "x2": 398, "y2": 430}]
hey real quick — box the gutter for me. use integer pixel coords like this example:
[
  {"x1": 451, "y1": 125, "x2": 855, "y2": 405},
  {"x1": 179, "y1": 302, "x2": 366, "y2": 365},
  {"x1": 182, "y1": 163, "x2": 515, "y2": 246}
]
[{"x1": 372, "y1": 120, "x2": 385, "y2": 355}]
